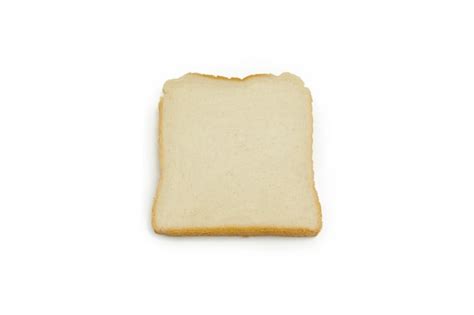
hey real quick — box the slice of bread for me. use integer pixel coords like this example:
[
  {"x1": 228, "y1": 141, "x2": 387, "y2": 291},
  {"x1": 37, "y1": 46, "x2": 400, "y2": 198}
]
[{"x1": 152, "y1": 73, "x2": 322, "y2": 236}]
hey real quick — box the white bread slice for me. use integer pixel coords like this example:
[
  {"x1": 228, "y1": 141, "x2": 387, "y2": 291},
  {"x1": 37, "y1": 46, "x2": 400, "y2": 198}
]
[{"x1": 152, "y1": 73, "x2": 322, "y2": 236}]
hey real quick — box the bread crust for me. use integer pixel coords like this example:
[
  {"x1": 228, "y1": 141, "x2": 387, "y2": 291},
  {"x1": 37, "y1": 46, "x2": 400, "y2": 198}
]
[
  {"x1": 155, "y1": 226, "x2": 320, "y2": 237},
  {"x1": 151, "y1": 97, "x2": 165, "y2": 235},
  {"x1": 152, "y1": 73, "x2": 322, "y2": 237},
  {"x1": 187, "y1": 73, "x2": 273, "y2": 82}
]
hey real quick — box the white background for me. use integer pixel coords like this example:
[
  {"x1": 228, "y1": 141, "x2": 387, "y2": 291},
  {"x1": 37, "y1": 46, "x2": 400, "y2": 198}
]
[{"x1": 1, "y1": 0, "x2": 473, "y2": 314}]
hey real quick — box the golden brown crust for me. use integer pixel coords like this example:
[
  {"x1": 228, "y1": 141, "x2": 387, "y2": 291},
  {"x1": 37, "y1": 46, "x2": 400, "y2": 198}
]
[
  {"x1": 155, "y1": 226, "x2": 320, "y2": 237},
  {"x1": 305, "y1": 86, "x2": 323, "y2": 235},
  {"x1": 151, "y1": 97, "x2": 165, "y2": 234},
  {"x1": 152, "y1": 73, "x2": 323, "y2": 237}
]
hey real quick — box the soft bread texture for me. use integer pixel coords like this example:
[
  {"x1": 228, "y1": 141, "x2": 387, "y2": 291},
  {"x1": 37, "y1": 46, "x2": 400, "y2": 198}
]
[{"x1": 152, "y1": 73, "x2": 322, "y2": 236}]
